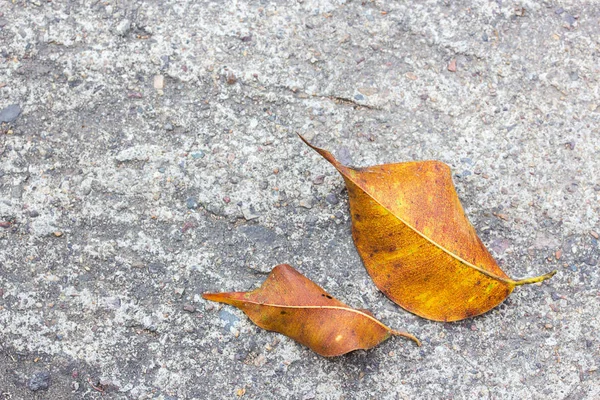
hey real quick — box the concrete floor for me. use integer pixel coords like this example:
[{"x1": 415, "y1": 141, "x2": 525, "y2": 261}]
[{"x1": 1, "y1": 0, "x2": 599, "y2": 398}]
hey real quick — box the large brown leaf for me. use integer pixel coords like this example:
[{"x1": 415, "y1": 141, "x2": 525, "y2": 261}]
[
  {"x1": 300, "y1": 135, "x2": 556, "y2": 322},
  {"x1": 203, "y1": 264, "x2": 420, "y2": 357}
]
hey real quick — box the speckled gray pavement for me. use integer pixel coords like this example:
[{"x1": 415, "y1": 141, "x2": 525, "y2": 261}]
[{"x1": 1, "y1": 1, "x2": 599, "y2": 399}]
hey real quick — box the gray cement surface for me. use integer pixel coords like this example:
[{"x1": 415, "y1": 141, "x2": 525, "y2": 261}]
[{"x1": 1, "y1": 0, "x2": 599, "y2": 399}]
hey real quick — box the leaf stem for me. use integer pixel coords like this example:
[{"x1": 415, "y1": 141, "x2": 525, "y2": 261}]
[
  {"x1": 390, "y1": 330, "x2": 421, "y2": 346},
  {"x1": 511, "y1": 270, "x2": 557, "y2": 286}
]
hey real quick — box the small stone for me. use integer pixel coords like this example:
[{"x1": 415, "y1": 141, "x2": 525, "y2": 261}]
[
  {"x1": 312, "y1": 175, "x2": 325, "y2": 185},
  {"x1": 354, "y1": 94, "x2": 365, "y2": 101},
  {"x1": 164, "y1": 122, "x2": 174, "y2": 131},
  {"x1": 325, "y1": 193, "x2": 339, "y2": 205},
  {"x1": 555, "y1": 7, "x2": 564, "y2": 15},
  {"x1": 114, "y1": 19, "x2": 131, "y2": 36},
  {"x1": 358, "y1": 87, "x2": 378, "y2": 96},
  {"x1": 53, "y1": 231, "x2": 63, "y2": 237},
  {"x1": 555, "y1": 250, "x2": 562, "y2": 260},
  {"x1": 447, "y1": 59, "x2": 457, "y2": 72},
  {"x1": 583, "y1": 257, "x2": 597, "y2": 266},
  {"x1": 298, "y1": 199, "x2": 313, "y2": 209},
  {"x1": 551, "y1": 292, "x2": 562, "y2": 301},
  {"x1": 28, "y1": 371, "x2": 50, "y2": 391},
  {"x1": 104, "y1": 297, "x2": 121, "y2": 310},
  {"x1": 242, "y1": 205, "x2": 260, "y2": 220},
  {"x1": 29, "y1": 210, "x2": 39, "y2": 218},
  {"x1": 219, "y1": 309, "x2": 240, "y2": 330},
  {"x1": 186, "y1": 197, "x2": 198, "y2": 209},
  {"x1": 174, "y1": 287, "x2": 185, "y2": 296},
  {"x1": 153, "y1": 75, "x2": 164, "y2": 89},
  {"x1": 590, "y1": 231, "x2": 599, "y2": 239},
  {"x1": 71, "y1": 381, "x2": 80, "y2": 391},
  {"x1": 544, "y1": 323, "x2": 553, "y2": 329},
  {"x1": 223, "y1": 196, "x2": 231, "y2": 203},
  {"x1": 0, "y1": 104, "x2": 21, "y2": 123},
  {"x1": 569, "y1": 71, "x2": 579, "y2": 81},
  {"x1": 305, "y1": 214, "x2": 318, "y2": 226},
  {"x1": 191, "y1": 151, "x2": 205, "y2": 159},
  {"x1": 183, "y1": 304, "x2": 196, "y2": 313},
  {"x1": 226, "y1": 71, "x2": 237, "y2": 85},
  {"x1": 514, "y1": 7, "x2": 525, "y2": 17},
  {"x1": 564, "y1": 15, "x2": 576, "y2": 26}
]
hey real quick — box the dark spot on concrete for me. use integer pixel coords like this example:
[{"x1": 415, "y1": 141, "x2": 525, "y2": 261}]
[{"x1": 27, "y1": 371, "x2": 50, "y2": 391}]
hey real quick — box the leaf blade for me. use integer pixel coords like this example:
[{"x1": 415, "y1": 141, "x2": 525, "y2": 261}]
[
  {"x1": 203, "y1": 264, "x2": 419, "y2": 356},
  {"x1": 300, "y1": 135, "x2": 556, "y2": 321}
]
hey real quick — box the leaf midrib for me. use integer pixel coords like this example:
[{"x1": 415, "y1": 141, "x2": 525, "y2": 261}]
[{"x1": 238, "y1": 300, "x2": 391, "y2": 331}]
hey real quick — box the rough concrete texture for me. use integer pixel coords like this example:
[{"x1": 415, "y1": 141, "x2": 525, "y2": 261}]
[{"x1": 1, "y1": 0, "x2": 599, "y2": 399}]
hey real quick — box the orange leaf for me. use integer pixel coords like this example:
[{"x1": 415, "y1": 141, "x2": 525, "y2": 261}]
[
  {"x1": 300, "y1": 135, "x2": 556, "y2": 322},
  {"x1": 203, "y1": 264, "x2": 420, "y2": 357}
]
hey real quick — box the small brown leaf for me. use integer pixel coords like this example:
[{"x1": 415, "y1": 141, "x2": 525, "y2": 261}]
[
  {"x1": 300, "y1": 135, "x2": 556, "y2": 322},
  {"x1": 203, "y1": 264, "x2": 419, "y2": 357}
]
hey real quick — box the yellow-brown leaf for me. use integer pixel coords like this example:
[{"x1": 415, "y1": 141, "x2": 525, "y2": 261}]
[
  {"x1": 300, "y1": 135, "x2": 556, "y2": 322},
  {"x1": 203, "y1": 264, "x2": 420, "y2": 356}
]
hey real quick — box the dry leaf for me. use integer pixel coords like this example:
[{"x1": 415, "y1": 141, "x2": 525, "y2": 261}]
[
  {"x1": 300, "y1": 135, "x2": 556, "y2": 322},
  {"x1": 203, "y1": 264, "x2": 420, "y2": 356}
]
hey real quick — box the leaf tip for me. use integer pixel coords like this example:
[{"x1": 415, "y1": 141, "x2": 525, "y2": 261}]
[
  {"x1": 297, "y1": 134, "x2": 344, "y2": 169},
  {"x1": 201, "y1": 292, "x2": 221, "y2": 302},
  {"x1": 297, "y1": 133, "x2": 318, "y2": 152}
]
